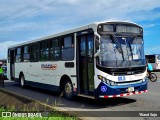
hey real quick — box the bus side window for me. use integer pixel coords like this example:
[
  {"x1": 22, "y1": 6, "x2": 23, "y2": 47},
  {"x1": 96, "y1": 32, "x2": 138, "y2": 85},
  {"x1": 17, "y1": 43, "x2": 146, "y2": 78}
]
[
  {"x1": 23, "y1": 46, "x2": 30, "y2": 62},
  {"x1": 62, "y1": 35, "x2": 74, "y2": 61},
  {"x1": 50, "y1": 39, "x2": 61, "y2": 61},
  {"x1": 15, "y1": 48, "x2": 21, "y2": 62},
  {"x1": 40, "y1": 41, "x2": 49, "y2": 61},
  {"x1": 30, "y1": 44, "x2": 38, "y2": 62}
]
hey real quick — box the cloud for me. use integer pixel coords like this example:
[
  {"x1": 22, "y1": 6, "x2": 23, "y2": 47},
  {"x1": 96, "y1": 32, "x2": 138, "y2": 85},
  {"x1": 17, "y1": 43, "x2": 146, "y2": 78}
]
[
  {"x1": 1, "y1": 0, "x2": 159, "y2": 30},
  {"x1": 145, "y1": 45, "x2": 160, "y2": 54},
  {"x1": 142, "y1": 23, "x2": 159, "y2": 29},
  {"x1": 1, "y1": 0, "x2": 160, "y2": 23},
  {"x1": 0, "y1": 0, "x2": 160, "y2": 57},
  {"x1": 0, "y1": 41, "x2": 25, "y2": 59},
  {"x1": 0, "y1": 0, "x2": 160, "y2": 38}
]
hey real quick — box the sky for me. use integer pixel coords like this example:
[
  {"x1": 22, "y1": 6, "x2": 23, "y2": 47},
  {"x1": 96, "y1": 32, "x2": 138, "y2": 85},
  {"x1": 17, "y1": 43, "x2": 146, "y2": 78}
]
[{"x1": 0, "y1": 0, "x2": 160, "y2": 59}]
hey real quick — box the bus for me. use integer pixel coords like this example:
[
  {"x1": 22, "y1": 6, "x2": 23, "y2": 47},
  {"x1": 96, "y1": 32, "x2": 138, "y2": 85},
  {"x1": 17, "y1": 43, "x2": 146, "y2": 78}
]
[
  {"x1": 7, "y1": 21, "x2": 147, "y2": 99},
  {"x1": 145, "y1": 54, "x2": 160, "y2": 71}
]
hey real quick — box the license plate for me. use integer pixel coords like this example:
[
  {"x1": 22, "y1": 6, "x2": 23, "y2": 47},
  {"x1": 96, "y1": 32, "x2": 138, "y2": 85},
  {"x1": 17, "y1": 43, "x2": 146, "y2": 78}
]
[{"x1": 128, "y1": 87, "x2": 134, "y2": 92}]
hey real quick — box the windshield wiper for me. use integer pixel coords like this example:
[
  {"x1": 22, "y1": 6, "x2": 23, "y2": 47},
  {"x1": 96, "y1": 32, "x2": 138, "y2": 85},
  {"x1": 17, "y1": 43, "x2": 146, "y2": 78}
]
[
  {"x1": 128, "y1": 36, "x2": 136, "y2": 60},
  {"x1": 110, "y1": 35, "x2": 125, "y2": 61}
]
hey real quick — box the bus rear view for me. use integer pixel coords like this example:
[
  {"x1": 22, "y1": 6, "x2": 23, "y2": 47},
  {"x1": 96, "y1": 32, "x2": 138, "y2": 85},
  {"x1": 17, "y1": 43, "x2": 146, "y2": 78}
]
[
  {"x1": 95, "y1": 22, "x2": 147, "y2": 98},
  {"x1": 145, "y1": 54, "x2": 160, "y2": 71}
]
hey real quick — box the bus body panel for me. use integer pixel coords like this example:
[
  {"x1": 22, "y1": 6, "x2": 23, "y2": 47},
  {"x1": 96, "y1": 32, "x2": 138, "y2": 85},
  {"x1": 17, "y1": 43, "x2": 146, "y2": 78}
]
[
  {"x1": 13, "y1": 61, "x2": 77, "y2": 90},
  {"x1": 94, "y1": 68, "x2": 147, "y2": 88},
  {"x1": 96, "y1": 81, "x2": 147, "y2": 98},
  {"x1": 94, "y1": 66, "x2": 147, "y2": 97},
  {"x1": 7, "y1": 21, "x2": 147, "y2": 99}
]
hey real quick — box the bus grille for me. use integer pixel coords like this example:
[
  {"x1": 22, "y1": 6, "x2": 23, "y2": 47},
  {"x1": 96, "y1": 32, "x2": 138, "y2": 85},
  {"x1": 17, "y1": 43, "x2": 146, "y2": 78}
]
[
  {"x1": 116, "y1": 79, "x2": 143, "y2": 85},
  {"x1": 111, "y1": 70, "x2": 144, "y2": 76}
]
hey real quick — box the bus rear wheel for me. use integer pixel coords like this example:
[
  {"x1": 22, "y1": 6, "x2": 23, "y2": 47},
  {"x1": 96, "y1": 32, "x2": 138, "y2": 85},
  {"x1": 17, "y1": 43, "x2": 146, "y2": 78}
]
[
  {"x1": 63, "y1": 81, "x2": 74, "y2": 99},
  {"x1": 20, "y1": 74, "x2": 25, "y2": 88}
]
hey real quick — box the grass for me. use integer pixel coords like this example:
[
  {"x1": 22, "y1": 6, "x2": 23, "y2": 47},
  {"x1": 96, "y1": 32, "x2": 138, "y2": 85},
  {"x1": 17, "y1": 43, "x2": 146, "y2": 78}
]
[
  {"x1": 0, "y1": 104, "x2": 77, "y2": 120},
  {"x1": 0, "y1": 87, "x2": 78, "y2": 120}
]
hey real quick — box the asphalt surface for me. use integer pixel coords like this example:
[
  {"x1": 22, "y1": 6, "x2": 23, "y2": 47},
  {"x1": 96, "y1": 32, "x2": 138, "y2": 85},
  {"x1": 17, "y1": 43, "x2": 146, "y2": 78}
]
[{"x1": 1, "y1": 73, "x2": 160, "y2": 120}]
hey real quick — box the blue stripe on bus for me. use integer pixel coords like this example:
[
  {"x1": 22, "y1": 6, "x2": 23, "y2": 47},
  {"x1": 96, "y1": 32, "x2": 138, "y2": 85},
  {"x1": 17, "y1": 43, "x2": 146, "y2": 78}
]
[{"x1": 95, "y1": 81, "x2": 147, "y2": 97}]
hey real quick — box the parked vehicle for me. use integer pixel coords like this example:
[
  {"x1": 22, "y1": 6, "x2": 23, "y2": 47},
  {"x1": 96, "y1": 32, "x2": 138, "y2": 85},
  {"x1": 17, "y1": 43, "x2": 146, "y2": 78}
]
[{"x1": 145, "y1": 54, "x2": 160, "y2": 71}]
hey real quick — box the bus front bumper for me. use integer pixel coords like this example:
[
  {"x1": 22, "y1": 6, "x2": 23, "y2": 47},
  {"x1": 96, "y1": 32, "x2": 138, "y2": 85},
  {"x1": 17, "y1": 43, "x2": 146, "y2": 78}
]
[{"x1": 96, "y1": 81, "x2": 147, "y2": 98}]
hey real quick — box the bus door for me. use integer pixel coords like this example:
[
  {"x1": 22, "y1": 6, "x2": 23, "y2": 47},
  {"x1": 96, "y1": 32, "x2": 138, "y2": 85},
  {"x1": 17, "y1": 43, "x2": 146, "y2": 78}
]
[
  {"x1": 77, "y1": 32, "x2": 94, "y2": 95},
  {"x1": 10, "y1": 50, "x2": 15, "y2": 80}
]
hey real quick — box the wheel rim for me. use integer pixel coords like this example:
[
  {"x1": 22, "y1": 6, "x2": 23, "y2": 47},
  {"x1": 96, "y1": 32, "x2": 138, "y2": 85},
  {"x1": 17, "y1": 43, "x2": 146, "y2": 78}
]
[
  {"x1": 65, "y1": 82, "x2": 72, "y2": 96},
  {"x1": 21, "y1": 76, "x2": 24, "y2": 86},
  {"x1": 151, "y1": 74, "x2": 157, "y2": 81}
]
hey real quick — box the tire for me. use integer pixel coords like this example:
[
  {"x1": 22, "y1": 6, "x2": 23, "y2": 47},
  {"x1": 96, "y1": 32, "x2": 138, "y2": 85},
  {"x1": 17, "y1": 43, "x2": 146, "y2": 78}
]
[
  {"x1": 20, "y1": 74, "x2": 25, "y2": 88},
  {"x1": 63, "y1": 81, "x2": 74, "y2": 99},
  {"x1": 150, "y1": 73, "x2": 157, "y2": 82}
]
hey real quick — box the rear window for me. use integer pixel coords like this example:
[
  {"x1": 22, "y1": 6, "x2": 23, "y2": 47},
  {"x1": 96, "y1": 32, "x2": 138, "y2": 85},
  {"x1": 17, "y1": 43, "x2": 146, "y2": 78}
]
[
  {"x1": 145, "y1": 55, "x2": 155, "y2": 63},
  {"x1": 157, "y1": 55, "x2": 160, "y2": 60}
]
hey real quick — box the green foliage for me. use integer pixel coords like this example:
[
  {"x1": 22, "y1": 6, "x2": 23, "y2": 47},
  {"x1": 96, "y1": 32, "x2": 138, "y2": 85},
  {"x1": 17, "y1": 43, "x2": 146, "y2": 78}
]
[
  {"x1": 0, "y1": 117, "x2": 76, "y2": 120},
  {"x1": 0, "y1": 106, "x2": 77, "y2": 120}
]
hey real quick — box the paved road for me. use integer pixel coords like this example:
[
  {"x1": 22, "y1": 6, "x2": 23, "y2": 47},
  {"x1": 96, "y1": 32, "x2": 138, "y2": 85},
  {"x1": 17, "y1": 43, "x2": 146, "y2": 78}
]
[{"x1": 1, "y1": 73, "x2": 160, "y2": 120}]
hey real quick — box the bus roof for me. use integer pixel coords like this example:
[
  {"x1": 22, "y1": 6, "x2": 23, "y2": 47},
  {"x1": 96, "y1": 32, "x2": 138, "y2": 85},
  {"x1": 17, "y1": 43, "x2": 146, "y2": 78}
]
[
  {"x1": 8, "y1": 21, "x2": 142, "y2": 49},
  {"x1": 145, "y1": 54, "x2": 160, "y2": 55}
]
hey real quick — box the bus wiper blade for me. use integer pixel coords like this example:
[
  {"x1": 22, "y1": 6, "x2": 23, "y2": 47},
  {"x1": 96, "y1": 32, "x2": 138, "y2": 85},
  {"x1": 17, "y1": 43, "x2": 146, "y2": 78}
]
[
  {"x1": 110, "y1": 35, "x2": 125, "y2": 61},
  {"x1": 110, "y1": 35, "x2": 122, "y2": 53},
  {"x1": 128, "y1": 36, "x2": 136, "y2": 60}
]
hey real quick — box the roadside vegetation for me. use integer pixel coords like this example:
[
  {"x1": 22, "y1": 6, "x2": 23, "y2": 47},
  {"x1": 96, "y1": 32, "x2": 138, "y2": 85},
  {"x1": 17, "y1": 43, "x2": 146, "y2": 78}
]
[
  {"x1": 0, "y1": 90, "x2": 78, "y2": 120},
  {"x1": 0, "y1": 105, "x2": 77, "y2": 120}
]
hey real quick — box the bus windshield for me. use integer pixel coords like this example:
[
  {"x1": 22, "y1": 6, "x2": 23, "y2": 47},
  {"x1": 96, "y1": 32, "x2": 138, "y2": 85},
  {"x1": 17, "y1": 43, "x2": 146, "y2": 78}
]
[{"x1": 98, "y1": 35, "x2": 146, "y2": 68}]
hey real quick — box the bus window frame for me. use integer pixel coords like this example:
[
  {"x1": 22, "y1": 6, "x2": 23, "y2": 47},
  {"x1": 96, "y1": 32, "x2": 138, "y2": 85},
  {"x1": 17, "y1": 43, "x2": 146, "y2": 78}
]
[
  {"x1": 15, "y1": 47, "x2": 22, "y2": 63},
  {"x1": 39, "y1": 40, "x2": 50, "y2": 61},
  {"x1": 23, "y1": 45, "x2": 30, "y2": 62},
  {"x1": 61, "y1": 34, "x2": 75, "y2": 61},
  {"x1": 49, "y1": 37, "x2": 62, "y2": 61},
  {"x1": 30, "y1": 43, "x2": 39, "y2": 62}
]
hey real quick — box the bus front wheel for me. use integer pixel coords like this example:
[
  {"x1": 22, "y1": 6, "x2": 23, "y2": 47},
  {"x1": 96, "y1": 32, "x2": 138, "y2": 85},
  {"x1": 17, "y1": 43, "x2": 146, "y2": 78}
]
[{"x1": 63, "y1": 81, "x2": 74, "y2": 99}]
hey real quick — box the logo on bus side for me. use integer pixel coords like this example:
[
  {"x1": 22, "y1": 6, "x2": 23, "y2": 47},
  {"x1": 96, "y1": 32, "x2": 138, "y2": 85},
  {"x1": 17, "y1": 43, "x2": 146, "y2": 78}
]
[
  {"x1": 101, "y1": 86, "x2": 107, "y2": 92},
  {"x1": 41, "y1": 64, "x2": 57, "y2": 70}
]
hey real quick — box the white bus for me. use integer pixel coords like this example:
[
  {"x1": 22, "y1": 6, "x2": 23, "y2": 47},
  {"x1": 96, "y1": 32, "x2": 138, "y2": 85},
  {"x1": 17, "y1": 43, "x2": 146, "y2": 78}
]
[
  {"x1": 145, "y1": 54, "x2": 160, "y2": 71},
  {"x1": 7, "y1": 21, "x2": 147, "y2": 99}
]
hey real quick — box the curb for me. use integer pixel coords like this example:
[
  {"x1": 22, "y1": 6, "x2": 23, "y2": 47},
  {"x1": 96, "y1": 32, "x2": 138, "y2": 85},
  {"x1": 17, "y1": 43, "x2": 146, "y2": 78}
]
[{"x1": 0, "y1": 87, "x2": 83, "y2": 119}]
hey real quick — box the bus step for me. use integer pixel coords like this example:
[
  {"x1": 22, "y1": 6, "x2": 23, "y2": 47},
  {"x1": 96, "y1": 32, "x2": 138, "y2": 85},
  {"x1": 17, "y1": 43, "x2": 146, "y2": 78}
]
[{"x1": 77, "y1": 94, "x2": 95, "y2": 99}]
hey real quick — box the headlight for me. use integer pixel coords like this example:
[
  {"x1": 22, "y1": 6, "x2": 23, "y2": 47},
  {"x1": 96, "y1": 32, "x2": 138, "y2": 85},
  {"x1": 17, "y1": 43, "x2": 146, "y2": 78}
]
[
  {"x1": 106, "y1": 79, "x2": 110, "y2": 85},
  {"x1": 97, "y1": 75, "x2": 117, "y2": 86},
  {"x1": 110, "y1": 81, "x2": 115, "y2": 86},
  {"x1": 142, "y1": 77, "x2": 147, "y2": 82},
  {"x1": 102, "y1": 77, "x2": 106, "y2": 82}
]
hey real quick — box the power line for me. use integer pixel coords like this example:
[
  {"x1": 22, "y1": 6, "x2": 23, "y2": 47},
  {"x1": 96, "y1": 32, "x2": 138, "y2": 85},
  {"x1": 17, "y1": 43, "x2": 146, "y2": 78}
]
[
  {"x1": 0, "y1": 0, "x2": 45, "y2": 24},
  {"x1": 1, "y1": 0, "x2": 59, "y2": 25}
]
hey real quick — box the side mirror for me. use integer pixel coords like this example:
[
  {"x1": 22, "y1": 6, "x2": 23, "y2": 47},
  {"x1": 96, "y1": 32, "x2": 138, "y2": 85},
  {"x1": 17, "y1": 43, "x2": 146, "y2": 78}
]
[
  {"x1": 95, "y1": 36, "x2": 100, "y2": 49},
  {"x1": 94, "y1": 51, "x2": 100, "y2": 58}
]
